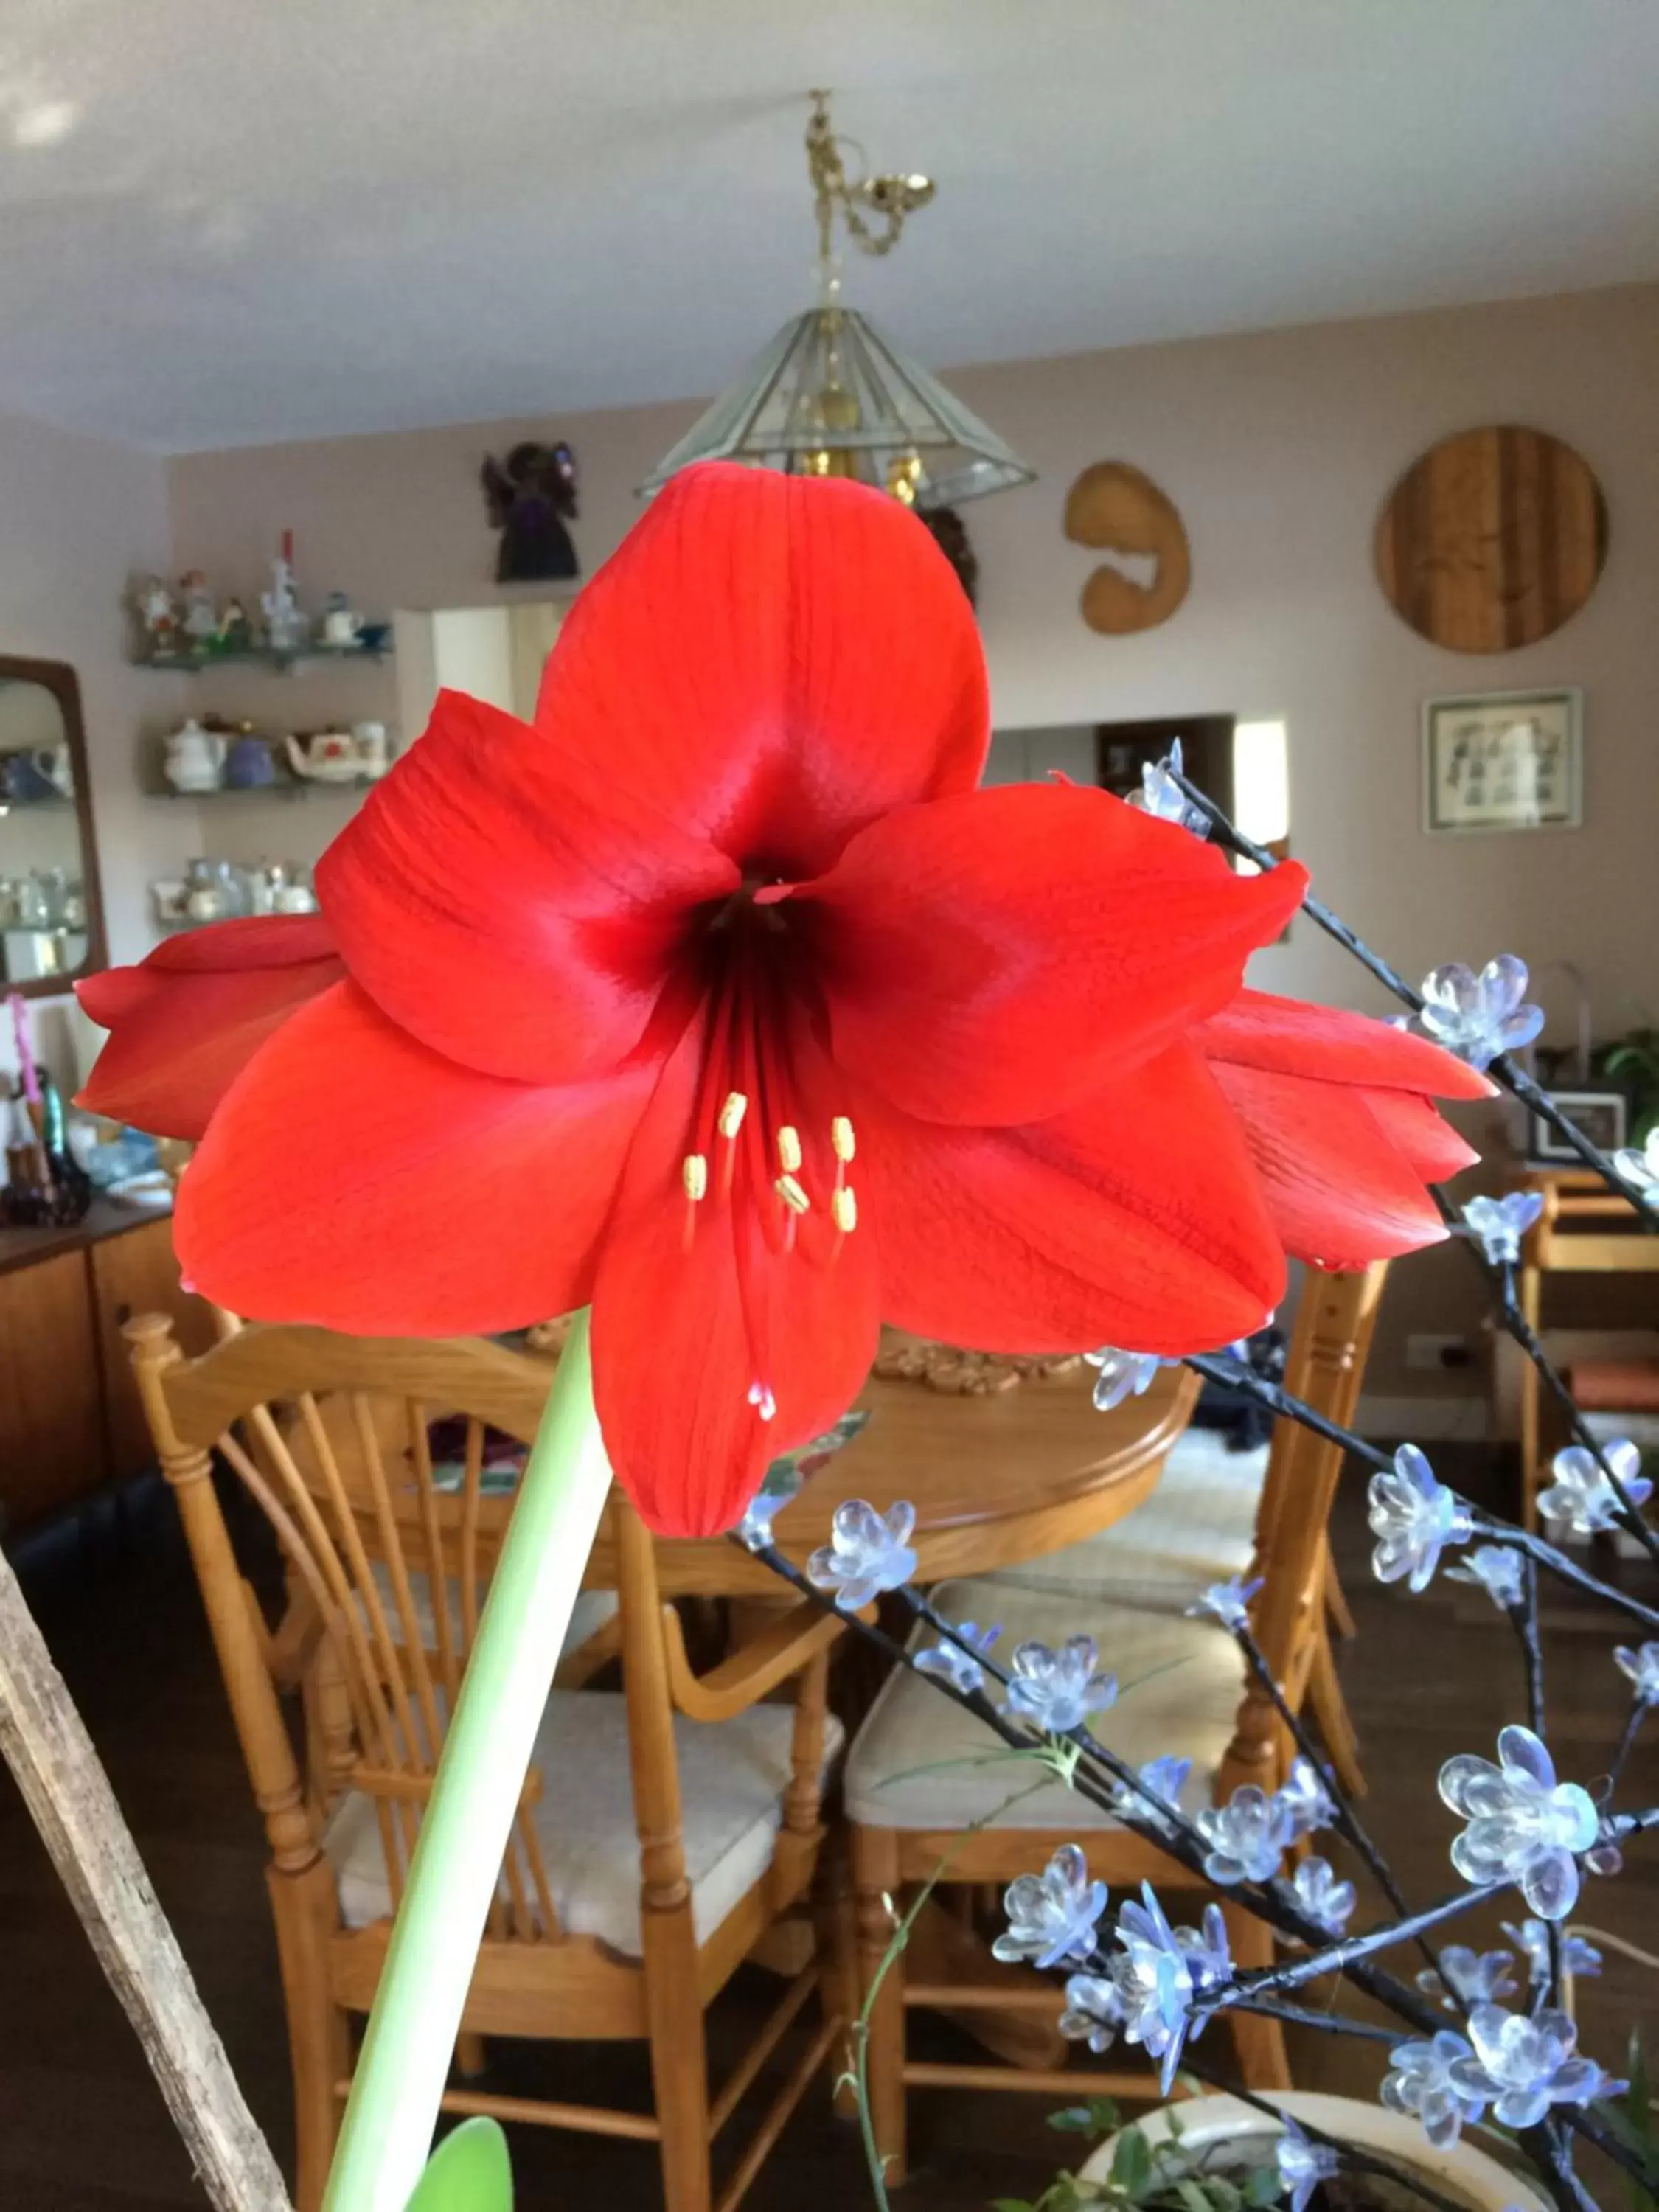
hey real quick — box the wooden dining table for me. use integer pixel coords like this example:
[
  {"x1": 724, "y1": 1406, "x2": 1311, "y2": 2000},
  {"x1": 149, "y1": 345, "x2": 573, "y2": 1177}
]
[{"x1": 584, "y1": 1359, "x2": 1200, "y2": 1594}]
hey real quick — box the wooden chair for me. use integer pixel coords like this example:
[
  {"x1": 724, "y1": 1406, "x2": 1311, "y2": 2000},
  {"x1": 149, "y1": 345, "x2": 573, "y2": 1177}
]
[
  {"x1": 981, "y1": 1265, "x2": 1390, "y2": 1799},
  {"x1": 126, "y1": 1314, "x2": 850, "y2": 2212},
  {"x1": 841, "y1": 1265, "x2": 1388, "y2": 2183}
]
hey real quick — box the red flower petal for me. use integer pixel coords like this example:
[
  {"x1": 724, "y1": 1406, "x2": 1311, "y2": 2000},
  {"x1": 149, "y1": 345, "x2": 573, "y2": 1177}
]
[
  {"x1": 591, "y1": 1006, "x2": 881, "y2": 1536},
  {"x1": 318, "y1": 689, "x2": 738, "y2": 1085},
  {"x1": 858, "y1": 1040, "x2": 1284, "y2": 1355},
  {"x1": 804, "y1": 784, "x2": 1309, "y2": 1125},
  {"x1": 537, "y1": 462, "x2": 990, "y2": 883},
  {"x1": 76, "y1": 915, "x2": 344, "y2": 1141},
  {"x1": 1365, "y1": 1088, "x2": 1481, "y2": 1183},
  {"x1": 1197, "y1": 988, "x2": 1493, "y2": 1099},
  {"x1": 175, "y1": 981, "x2": 663, "y2": 1331},
  {"x1": 1208, "y1": 1059, "x2": 1452, "y2": 1267}
]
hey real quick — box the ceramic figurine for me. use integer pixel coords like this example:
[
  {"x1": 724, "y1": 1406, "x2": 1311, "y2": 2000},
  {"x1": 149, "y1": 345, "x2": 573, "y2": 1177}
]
[
  {"x1": 224, "y1": 731, "x2": 277, "y2": 789},
  {"x1": 136, "y1": 575, "x2": 180, "y2": 659},
  {"x1": 481, "y1": 439, "x2": 580, "y2": 582},
  {"x1": 262, "y1": 532, "x2": 310, "y2": 653},
  {"x1": 216, "y1": 597, "x2": 254, "y2": 653},
  {"x1": 320, "y1": 591, "x2": 362, "y2": 648},
  {"x1": 284, "y1": 728, "x2": 361, "y2": 783},
  {"x1": 179, "y1": 569, "x2": 218, "y2": 645},
  {"x1": 164, "y1": 717, "x2": 227, "y2": 793}
]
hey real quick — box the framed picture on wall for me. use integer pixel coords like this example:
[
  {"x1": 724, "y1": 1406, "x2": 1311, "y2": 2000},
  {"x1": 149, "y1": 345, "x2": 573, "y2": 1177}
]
[
  {"x1": 1527, "y1": 1088, "x2": 1627, "y2": 1164},
  {"x1": 1422, "y1": 687, "x2": 1582, "y2": 835}
]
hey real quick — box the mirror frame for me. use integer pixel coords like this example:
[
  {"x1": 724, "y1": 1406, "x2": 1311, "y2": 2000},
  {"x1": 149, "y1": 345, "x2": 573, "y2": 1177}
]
[{"x1": 0, "y1": 653, "x2": 107, "y2": 1000}]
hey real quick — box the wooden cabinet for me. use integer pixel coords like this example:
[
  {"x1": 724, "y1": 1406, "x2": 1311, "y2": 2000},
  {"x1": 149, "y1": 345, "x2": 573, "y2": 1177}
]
[
  {"x1": 0, "y1": 1248, "x2": 106, "y2": 1528},
  {"x1": 0, "y1": 1207, "x2": 212, "y2": 1531}
]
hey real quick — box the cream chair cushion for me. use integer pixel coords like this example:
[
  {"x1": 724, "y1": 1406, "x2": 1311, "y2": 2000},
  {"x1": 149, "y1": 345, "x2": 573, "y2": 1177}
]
[
  {"x1": 844, "y1": 1577, "x2": 1242, "y2": 1832},
  {"x1": 985, "y1": 1428, "x2": 1268, "y2": 1613},
  {"x1": 326, "y1": 1690, "x2": 844, "y2": 1956}
]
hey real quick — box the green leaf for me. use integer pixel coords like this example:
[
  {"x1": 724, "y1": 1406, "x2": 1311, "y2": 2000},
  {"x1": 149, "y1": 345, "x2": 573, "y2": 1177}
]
[
  {"x1": 1048, "y1": 2098, "x2": 1122, "y2": 2138},
  {"x1": 404, "y1": 2118, "x2": 513, "y2": 2211},
  {"x1": 992, "y1": 2199, "x2": 1035, "y2": 2212},
  {"x1": 1173, "y1": 2179, "x2": 1214, "y2": 2212},
  {"x1": 1242, "y1": 2164, "x2": 1287, "y2": 2206},
  {"x1": 1110, "y1": 2126, "x2": 1154, "y2": 2197}
]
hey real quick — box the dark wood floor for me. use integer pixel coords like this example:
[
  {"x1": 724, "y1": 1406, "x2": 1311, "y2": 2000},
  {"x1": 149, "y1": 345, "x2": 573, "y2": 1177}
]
[{"x1": 1, "y1": 1451, "x2": 1652, "y2": 2211}]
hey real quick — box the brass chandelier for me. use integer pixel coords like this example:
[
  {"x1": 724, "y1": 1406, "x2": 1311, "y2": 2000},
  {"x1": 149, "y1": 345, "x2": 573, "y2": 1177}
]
[{"x1": 638, "y1": 91, "x2": 1035, "y2": 511}]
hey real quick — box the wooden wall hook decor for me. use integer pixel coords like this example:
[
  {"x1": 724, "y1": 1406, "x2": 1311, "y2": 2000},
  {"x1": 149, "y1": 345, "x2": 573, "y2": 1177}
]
[
  {"x1": 1374, "y1": 424, "x2": 1608, "y2": 654},
  {"x1": 1064, "y1": 462, "x2": 1192, "y2": 635}
]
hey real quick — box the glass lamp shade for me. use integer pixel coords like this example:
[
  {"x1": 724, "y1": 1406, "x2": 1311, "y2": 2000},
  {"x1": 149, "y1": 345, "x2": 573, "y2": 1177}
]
[{"x1": 638, "y1": 305, "x2": 1035, "y2": 510}]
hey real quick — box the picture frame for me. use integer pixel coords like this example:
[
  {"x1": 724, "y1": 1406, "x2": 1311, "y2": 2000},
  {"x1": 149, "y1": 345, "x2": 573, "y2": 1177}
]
[
  {"x1": 1528, "y1": 1088, "x2": 1627, "y2": 1164},
  {"x1": 1422, "y1": 687, "x2": 1582, "y2": 835}
]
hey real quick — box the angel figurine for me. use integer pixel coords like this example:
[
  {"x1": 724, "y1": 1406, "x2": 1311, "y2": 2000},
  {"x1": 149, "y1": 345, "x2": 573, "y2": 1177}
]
[
  {"x1": 136, "y1": 575, "x2": 179, "y2": 660},
  {"x1": 481, "y1": 440, "x2": 580, "y2": 583}
]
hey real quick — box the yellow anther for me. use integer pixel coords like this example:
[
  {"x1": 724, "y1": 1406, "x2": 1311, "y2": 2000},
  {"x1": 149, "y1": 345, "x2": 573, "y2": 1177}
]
[
  {"x1": 831, "y1": 1115, "x2": 856, "y2": 1164},
  {"x1": 717, "y1": 1091, "x2": 748, "y2": 1140},
  {"x1": 832, "y1": 1186, "x2": 858, "y2": 1234},
  {"x1": 776, "y1": 1124, "x2": 803, "y2": 1174},
  {"x1": 681, "y1": 1152, "x2": 709, "y2": 1202},
  {"x1": 774, "y1": 1173, "x2": 810, "y2": 1215}
]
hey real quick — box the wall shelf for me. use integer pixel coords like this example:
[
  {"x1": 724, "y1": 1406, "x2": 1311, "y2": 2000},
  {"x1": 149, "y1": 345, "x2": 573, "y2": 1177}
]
[
  {"x1": 133, "y1": 641, "x2": 391, "y2": 675},
  {"x1": 147, "y1": 778, "x2": 383, "y2": 801}
]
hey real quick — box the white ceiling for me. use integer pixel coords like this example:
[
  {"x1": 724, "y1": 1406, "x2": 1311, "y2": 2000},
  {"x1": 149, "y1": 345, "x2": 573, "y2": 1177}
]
[{"x1": 1, "y1": 0, "x2": 1656, "y2": 452}]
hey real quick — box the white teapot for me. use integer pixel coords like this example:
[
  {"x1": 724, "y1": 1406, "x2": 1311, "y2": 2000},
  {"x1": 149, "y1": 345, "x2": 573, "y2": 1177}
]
[{"x1": 164, "y1": 718, "x2": 226, "y2": 793}]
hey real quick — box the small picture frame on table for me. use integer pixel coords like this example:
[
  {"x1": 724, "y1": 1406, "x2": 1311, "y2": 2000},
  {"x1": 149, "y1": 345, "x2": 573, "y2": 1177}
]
[
  {"x1": 1422, "y1": 688, "x2": 1582, "y2": 835},
  {"x1": 1528, "y1": 1089, "x2": 1627, "y2": 1164}
]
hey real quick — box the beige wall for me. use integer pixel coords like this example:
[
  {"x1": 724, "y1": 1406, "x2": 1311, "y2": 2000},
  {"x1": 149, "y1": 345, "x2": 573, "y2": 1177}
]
[
  {"x1": 161, "y1": 282, "x2": 1659, "y2": 1408},
  {"x1": 0, "y1": 406, "x2": 184, "y2": 1093}
]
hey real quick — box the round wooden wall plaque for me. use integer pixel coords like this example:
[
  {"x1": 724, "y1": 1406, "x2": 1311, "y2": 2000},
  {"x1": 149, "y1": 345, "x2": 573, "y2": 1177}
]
[{"x1": 1374, "y1": 425, "x2": 1607, "y2": 654}]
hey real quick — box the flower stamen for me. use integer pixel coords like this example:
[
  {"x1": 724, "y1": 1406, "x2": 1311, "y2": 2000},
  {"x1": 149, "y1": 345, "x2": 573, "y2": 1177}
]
[
  {"x1": 776, "y1": 1124, "x2": 803, "y2": 1174},
  {"x1": 775, "y1": 1172, "x2": 810, "y2": 1215}
]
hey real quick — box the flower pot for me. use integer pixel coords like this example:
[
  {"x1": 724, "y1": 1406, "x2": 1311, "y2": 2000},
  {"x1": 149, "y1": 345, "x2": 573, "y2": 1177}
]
[{"x1": 1079, "y1": 2091, "x2": 1550, "y2": 2212}]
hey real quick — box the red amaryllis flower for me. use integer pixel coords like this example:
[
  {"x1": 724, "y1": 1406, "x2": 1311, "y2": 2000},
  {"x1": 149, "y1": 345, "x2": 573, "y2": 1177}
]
[
  {"x1": 1196, "y1": 990, "x2": 1490, "y2": 1268},
  {"x1": 78, "y1": 464, "x2": 1464, "y2": 1536}
]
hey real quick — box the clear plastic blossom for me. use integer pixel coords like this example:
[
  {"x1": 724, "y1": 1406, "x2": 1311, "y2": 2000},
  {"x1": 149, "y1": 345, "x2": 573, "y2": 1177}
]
[
  {"x1": 1275, "y1": 2118, "x2": 1339, "y2": 2212},
  {"x1": 1614, "y1": 1641, "x2": 1659, "y2": 1705},
  {"x1": 1107, "y1": 1884, "x2": 1232, "y2": 2093},
  {"x1": 1461, "y1": 1191, "x2": 1544, "y2": 1267},
  {"x1": 1114, "y1": 1754, "x2": 1193, "y2": 1834},
  {"x1": 1503, "y1": 1918, "x2": 1601, "y2": 1986},
  {"x1": 914, "y1": 1618, "x2": 1001, "y2": 1697},
  {"x1": 1084, "y1": 1347, "x2": 1163, "y2": 1412},
  {"x1": 1194, "y1": 1783, "x2": 1295, "y2": 1885},
  {"x1": 1447, "y1": 1544, "x2": 1526, "y2": 1612},
  {"x1": 1004, "y1": 1634, "x2": 1119, "y2": 1734},
  {"x1": 804, "y1": 1498, "x2": 917, "y2": 1610},
  {"x1": 1412, "y1": 956, "x2": 1543, "y2": 1072},
  {"x1": 1614, "y1": 1127, "x2": 1659, "y2": 1211},
  {"x1": 1449, "y1": 2004, "x2": 1622, "y2": 2130},
  {"x1": 1186, "y1": 1575, "x2": 1263, "y2": 1631},
  {"x1": 1368, "y1": 1443, "x2": 1473, "y2": 1592},
  {"x1": 1058, "y1": 1971, "x2": 1121, "y2": 2053},
  {"x1": 992, "y1": 1843, "x2": 1107, "y2": 1971},
  {"x1": 1414, "y1": 1944, "x2": 1520, "y2": 2011},
  {"x1": 1380, "y1": 2031, "x2": 1486, "y2": 2150},
  {"x1": 1537, "y1": 1440, "x2": 1652, "y2": 1536},
  {"x1": 1131, "y1": 739, "x2": 1210, "y2": 838},
  {"x1": 1439, "y1": 1725, "x2": 1599, "y2": 1920},
  {"x1": 1290, "y1": 1854, "x2": 1356, "y2": 1935},
  {"x1": 734, "y1": 1486, "x2": 791, "y2": 1551},
  {"x1": 1275, "y1": 1756, "x2": 1337, "y2": 1838}
]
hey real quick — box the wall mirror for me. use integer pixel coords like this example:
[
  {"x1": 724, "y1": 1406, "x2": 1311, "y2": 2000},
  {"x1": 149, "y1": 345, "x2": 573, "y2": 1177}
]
[{"x1": 0, "y1": 655, "x2": 105, "y2": 998}]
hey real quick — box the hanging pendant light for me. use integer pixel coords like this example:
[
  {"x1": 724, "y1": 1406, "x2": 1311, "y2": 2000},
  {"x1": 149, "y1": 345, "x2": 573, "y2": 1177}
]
[{"x1": 639, "y1": 92, "x2": 1035, "y2": 510}]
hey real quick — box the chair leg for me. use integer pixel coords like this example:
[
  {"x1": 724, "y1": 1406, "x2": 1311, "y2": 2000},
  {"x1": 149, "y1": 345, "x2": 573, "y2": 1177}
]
[
  {"x1": 643, "y1": 1902, "x2": 713, "y2": 2212},
  {"x1": 455, "y1": 2030, "x2": 487, "y2": 2079},
  {"x1": 852, "y1": 1824, "x2": 907, "y2": 2188},
  {"x1": 1322, "y1": 1546, "x2": 1356, "y2": 1641},
  {"x1": 815, "y1": 1839, "x2": 862, "y2": 2114},
  {"x1": 1222, "y1": 1902, "x2": 1291, "y2": 2090},
  {"x1": 268, "y1": 1861, "x2": 349, "y2": 2212},
  {"x1": 1308, "y1": 1629, "x2": 1366, "y2": 1800}
]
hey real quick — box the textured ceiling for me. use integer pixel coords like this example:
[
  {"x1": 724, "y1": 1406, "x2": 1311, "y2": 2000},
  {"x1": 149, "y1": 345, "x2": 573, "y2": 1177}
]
[{"x1": 1, "y1": 0, "x2": 1656, "y2": 451}]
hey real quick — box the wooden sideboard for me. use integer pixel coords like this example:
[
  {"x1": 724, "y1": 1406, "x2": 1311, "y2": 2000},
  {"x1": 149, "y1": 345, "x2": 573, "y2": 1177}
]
[{"x1": 0, "y1": 1202, "x2": 213, "y2": 1534}]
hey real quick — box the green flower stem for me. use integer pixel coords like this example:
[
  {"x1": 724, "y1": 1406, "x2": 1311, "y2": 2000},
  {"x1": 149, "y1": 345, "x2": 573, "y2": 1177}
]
[{"x1": 324, "y1": 1310, "x2": 612, "y2": 2211}]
